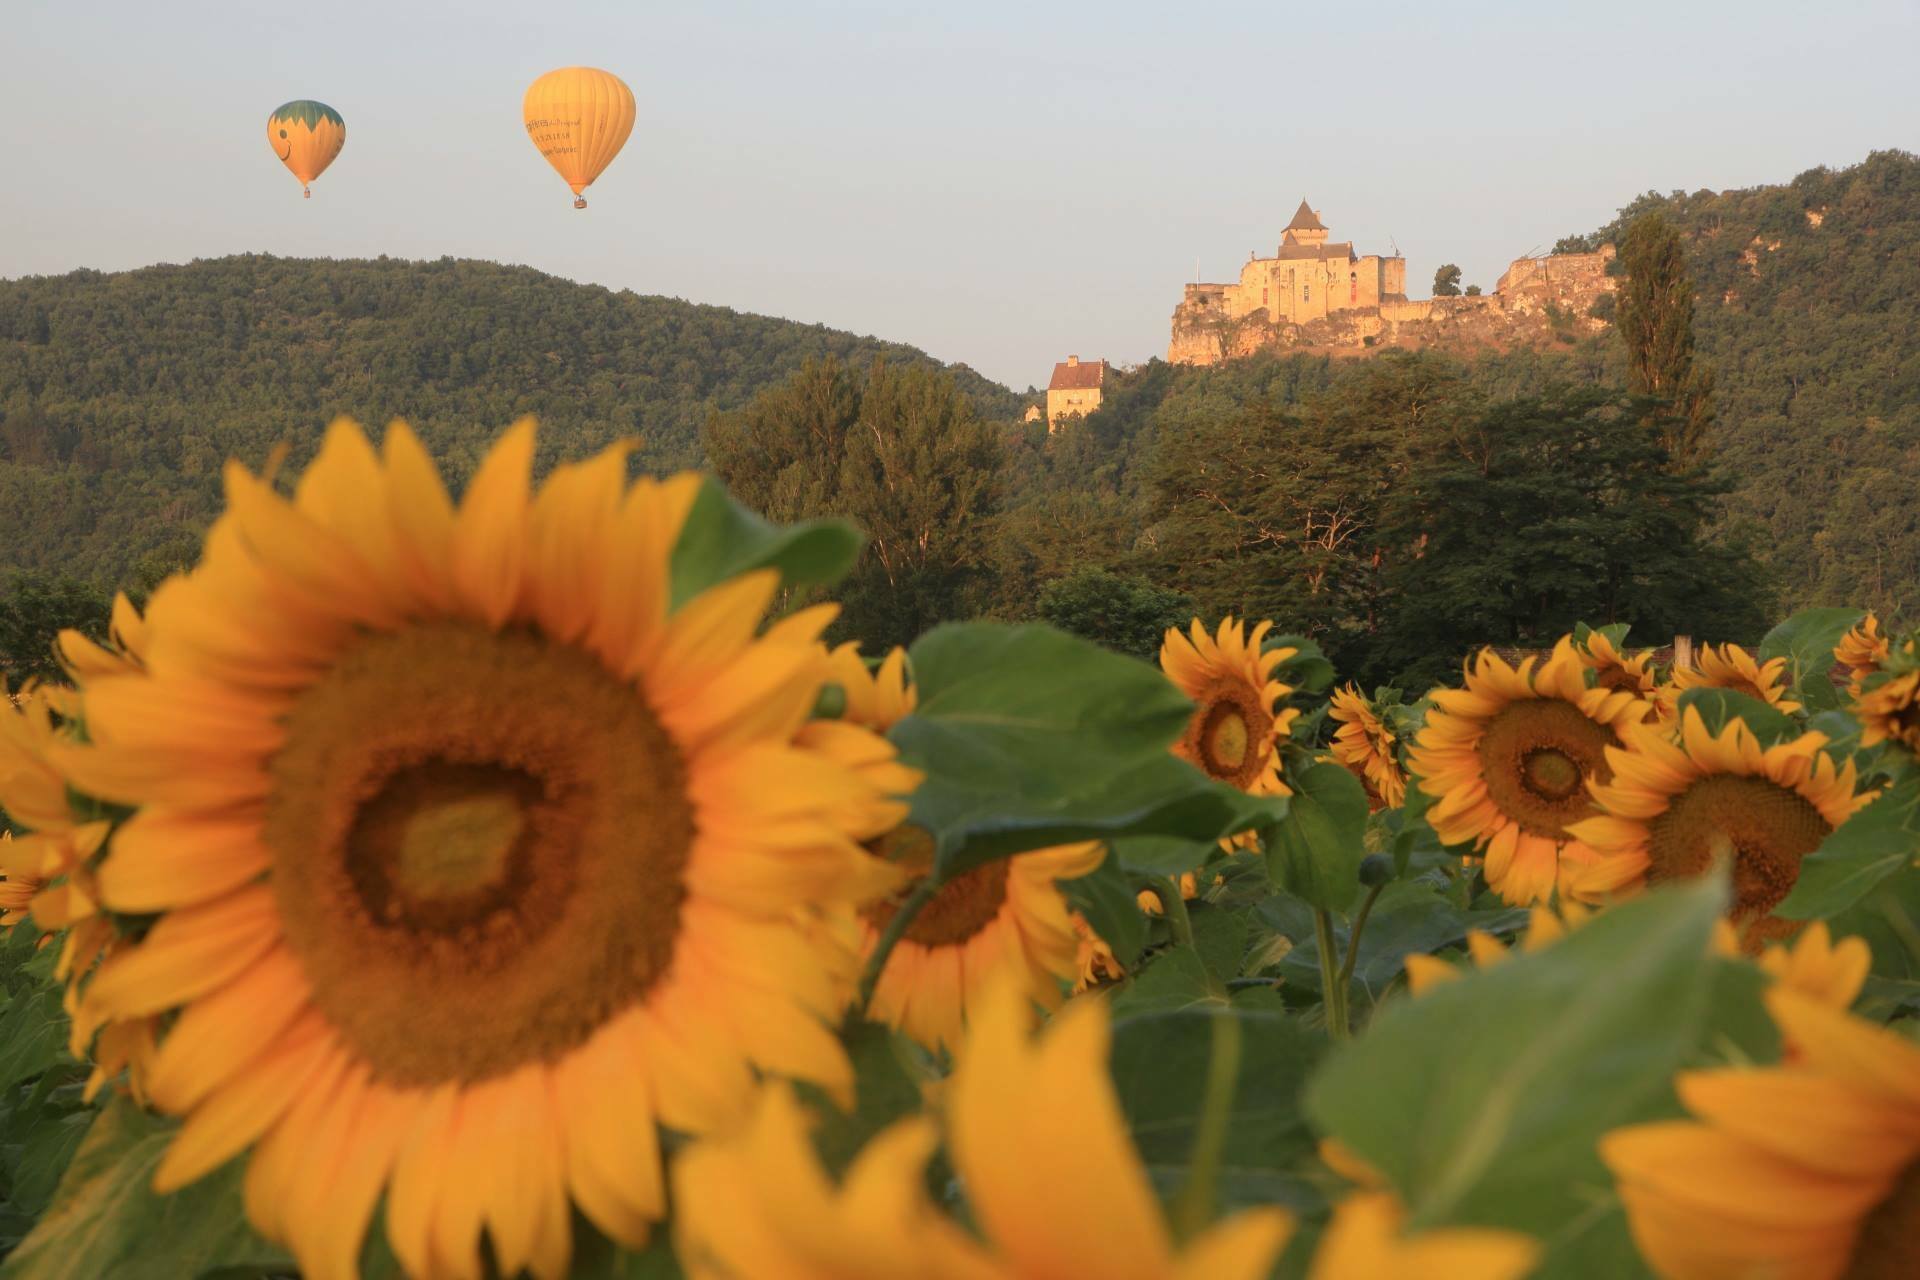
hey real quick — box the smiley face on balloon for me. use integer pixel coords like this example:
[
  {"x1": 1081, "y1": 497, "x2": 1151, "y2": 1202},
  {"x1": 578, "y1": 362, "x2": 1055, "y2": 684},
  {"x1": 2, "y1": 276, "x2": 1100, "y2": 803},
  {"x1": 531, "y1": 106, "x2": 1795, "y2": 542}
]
[{"x1": 266, "y1": 100, "x2": 345, "y2": 198}]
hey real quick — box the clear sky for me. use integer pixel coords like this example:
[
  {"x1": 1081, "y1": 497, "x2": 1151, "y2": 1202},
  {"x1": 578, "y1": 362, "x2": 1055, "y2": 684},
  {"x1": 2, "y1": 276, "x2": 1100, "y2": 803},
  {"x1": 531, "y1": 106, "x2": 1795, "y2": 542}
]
[{"x1": 3, "y1": 1, "x2": 1915, "y2": 389}]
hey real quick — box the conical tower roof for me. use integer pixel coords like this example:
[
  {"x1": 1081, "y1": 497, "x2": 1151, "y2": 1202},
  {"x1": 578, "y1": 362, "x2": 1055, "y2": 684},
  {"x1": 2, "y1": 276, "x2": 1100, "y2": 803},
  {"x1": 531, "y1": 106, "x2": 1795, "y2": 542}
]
[{"x1": 1286, "y1": 199, "x2": 1326, "y2": 232}]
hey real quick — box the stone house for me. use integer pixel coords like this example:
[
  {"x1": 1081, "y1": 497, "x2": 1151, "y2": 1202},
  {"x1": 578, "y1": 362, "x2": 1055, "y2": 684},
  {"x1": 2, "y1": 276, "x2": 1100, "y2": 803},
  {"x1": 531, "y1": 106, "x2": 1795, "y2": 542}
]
[{"x1": 1045, "y1": 355, "x2": 1109, "y2": 428}]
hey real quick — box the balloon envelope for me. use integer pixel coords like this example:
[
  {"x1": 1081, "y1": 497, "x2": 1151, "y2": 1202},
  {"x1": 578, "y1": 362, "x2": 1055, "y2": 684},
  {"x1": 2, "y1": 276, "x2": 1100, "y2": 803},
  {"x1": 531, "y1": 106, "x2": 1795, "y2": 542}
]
[
  {"x1": 523, "y1": 68, "x2": 635, "y2": 206},
  {"x1": 267, "y1": 100, "x2": 345, "y2": 195}
]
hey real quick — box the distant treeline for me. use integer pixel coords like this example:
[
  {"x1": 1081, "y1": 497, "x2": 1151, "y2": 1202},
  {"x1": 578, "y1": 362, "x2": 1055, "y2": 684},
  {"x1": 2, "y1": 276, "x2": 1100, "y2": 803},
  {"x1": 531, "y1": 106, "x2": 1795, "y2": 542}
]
[{"x1": 0, "y1": 253, "x2": 1016, "y2": 585}]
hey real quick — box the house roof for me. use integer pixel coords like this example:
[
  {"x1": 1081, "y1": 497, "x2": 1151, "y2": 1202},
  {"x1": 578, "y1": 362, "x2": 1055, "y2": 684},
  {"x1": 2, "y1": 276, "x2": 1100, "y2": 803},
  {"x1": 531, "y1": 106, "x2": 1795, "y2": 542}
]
[
  {"x1": 1048, "y1": 358, "x2": 1108, "y2": 391},
  {"x1": 1277, "y1": 241, "x2": 1355, "y2": 261},
  {"x1": 1285, "y1": 199, "x2": 1326, "y2": 232}
]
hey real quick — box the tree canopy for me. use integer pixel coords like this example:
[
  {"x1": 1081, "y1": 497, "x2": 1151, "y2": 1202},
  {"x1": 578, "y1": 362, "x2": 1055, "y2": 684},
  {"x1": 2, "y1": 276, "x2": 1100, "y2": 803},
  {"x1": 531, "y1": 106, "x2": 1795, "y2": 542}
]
[
  {"x1": 704, "y1": 358, "x2": 1005, "y2": 648},
  {"x1": 0, "y1": 255, "x2": 1015, "y2": 585}
]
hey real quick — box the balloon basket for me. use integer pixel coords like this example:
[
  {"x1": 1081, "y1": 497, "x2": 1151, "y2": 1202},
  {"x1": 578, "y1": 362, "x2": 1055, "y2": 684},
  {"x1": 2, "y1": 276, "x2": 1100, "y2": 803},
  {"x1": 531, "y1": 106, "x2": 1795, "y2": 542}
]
[{"x1": 573, "y1": 197, "x2": 587, "y2": 210}]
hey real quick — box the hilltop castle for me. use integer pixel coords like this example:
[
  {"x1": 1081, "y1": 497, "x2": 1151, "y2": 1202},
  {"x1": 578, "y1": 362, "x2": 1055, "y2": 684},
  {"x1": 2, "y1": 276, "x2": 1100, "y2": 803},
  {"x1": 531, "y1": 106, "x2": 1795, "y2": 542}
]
[{"x1": 1169, "y1": 201, "x2": 1616, "y2": 365}]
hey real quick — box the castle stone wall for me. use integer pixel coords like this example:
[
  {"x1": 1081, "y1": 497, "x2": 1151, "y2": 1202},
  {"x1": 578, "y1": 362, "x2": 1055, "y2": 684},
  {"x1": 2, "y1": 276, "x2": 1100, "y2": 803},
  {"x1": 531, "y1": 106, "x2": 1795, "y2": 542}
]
[{"x1": 1170, "y1": 242, "x2": 1616, "y2": 365}]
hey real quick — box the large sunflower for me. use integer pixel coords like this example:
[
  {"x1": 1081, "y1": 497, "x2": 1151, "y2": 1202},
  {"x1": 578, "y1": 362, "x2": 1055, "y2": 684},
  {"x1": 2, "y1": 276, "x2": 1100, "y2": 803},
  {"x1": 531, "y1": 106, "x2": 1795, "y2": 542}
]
[
  {"x1": 1567, "y1": 707, "x2": 1870, "y2": 948},
  {"x1": 1160, "y1": 617, "x2": 1297, "y2": 803},
  {"x1": 1600, "y1": 988, "x2": 1920, "y2": 1280},
  {"x1": 821, "y1": 643, "x2": 1104, "y2": 1053},
  {"x1": 1668, "y1": 642, "x2": 1804, "y2": 715},
  {"x1": 1409, "y1": 638, "x2": 1650, "y2": 905},
  {"x1": 50, "y1": 420, "x2": 916, "y2": 1279},
  {"x1": 1328, "y1": 684, "x2": 1406, "y2": 810},
  {"x1": 675, "y1": 978, "x2": 1293, "y2": 1280}
]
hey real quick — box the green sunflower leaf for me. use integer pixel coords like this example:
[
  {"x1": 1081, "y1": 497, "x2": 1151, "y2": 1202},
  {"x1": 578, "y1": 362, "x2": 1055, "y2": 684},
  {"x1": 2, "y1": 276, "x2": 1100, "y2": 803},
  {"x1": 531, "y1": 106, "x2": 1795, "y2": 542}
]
[
  {"x1": 667, "y1": 475, "x2": 863, "y2": 609},
  {"x1": 1777, "y1": 776, "x2": 1920, "y2": 920},
  {"x1": 1110, "y1": 1005, "x2": 1329, "y2": 1214},
  {"x1": 1111, "y1": 835, "x2": 1217, "y2": 878},
  {"x1": 1673, "y1": 687, "x2": 1800, "y2": 745},
  {"x1": 1572, "y1": 620, "x2": 1631, "y2": 651},
  {"x1": 1266, "y1": 634, "x2": 1335, "y2": 694},
  {"x1": 1271, "y1": 882, "x2": 1529, "y2": 1007},
  {"x1": 1759, "y1": 606, "x2": 1863, "y2": 714},
  {"x1": 1264, "y1": 761, "x2": 1369, "y2": 912},
  {"x1": 1060, "y1": 854, "x2": 1150, "y2": 968},
  {"x1": 1303, "y1": 877, "x2": 1731, "y2": 1240},
  {"x1": 0, "y1": 1098, "x2": 293, "y2": 1280},
  {"x1": 890, "y1": 623, "x2": 1287, "y2": 878}
]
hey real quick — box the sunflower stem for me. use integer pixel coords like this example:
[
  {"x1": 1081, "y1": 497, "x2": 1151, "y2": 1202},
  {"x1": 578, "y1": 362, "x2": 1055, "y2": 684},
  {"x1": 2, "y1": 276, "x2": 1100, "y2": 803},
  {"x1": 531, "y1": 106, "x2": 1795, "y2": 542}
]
[
  {"x1": 1151, "y1": 876, "x2": 1196, "y2": 952},
  {"x1": 1172, "y1": 1006, "x2": 1242, "y2": 1242},
  {"x1": 1314, "y1": 908, "x2": 1350, "y2": 1040},
  {"x1": 856, "y1": 874, "x2": 943, "y2": 1015},
  {"x1": 1337, "y1": 882, "x2": 1386, "y2": 991}
]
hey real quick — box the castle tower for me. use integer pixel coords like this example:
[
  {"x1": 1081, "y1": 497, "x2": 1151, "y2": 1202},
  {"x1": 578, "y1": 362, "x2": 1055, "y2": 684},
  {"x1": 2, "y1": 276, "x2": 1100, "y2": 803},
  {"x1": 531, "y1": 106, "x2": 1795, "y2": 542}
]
[{"x1": 1281, "y1": 199, "x2": 1328, "y2": 249}]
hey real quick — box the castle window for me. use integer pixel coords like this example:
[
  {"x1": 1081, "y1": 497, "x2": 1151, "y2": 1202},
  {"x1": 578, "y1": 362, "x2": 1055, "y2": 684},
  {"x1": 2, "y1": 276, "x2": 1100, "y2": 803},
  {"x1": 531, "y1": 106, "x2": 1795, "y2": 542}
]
[{"x1": 1303, "y1": 285, "x2": 1310, "y2": 301}]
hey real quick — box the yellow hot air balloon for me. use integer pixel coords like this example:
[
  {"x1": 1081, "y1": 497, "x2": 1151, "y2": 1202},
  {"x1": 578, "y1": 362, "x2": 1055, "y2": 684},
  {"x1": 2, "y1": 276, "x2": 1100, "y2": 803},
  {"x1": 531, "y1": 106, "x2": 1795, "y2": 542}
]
[
  {"x1": 523, "y1": 67, "x2": 635, "y2": 209},
  {"x1": 266, "y1": 100, "x2": 345, "y2": 198}
]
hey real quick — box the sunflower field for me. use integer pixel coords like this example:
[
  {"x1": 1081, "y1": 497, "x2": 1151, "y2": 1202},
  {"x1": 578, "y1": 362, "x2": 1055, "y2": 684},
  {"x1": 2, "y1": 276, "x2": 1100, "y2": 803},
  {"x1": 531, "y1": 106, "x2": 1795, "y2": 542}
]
[{"x1": 0, "y1": 420, "x2": 1915, "y2": 1280}]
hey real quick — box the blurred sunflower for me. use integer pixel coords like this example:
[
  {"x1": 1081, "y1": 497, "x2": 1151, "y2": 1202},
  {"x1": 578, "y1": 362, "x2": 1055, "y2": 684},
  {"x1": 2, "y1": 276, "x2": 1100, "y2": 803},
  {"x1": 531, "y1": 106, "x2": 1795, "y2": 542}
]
[
  {"x1": 56, "y1": 591, "x2": 148, "y2": 680},
  {"x1": 1409, "y1": 638, "x2": 1650, "y2": 905},
  {"x1": 674, "y1": 979, "x2": 1292, "y2": 1280},
  {"x1": 1668, "y1": 642, "x2": 1803, "y2": 715},
  {"x1": 1406, "y1": 903, "x2": 1867, "y2": 1013},
  {"x1": 51, "y1": 419, "x2": 917, "y2": 1280},
  {"x1": 1070, "y1": 912, "x2": 1124, "y2": 993},
  {"x1": 1574, "y1": 631, "x2": 1659, "y2": 702},
  {"x1": 1314, "y1": 1141, "x2": 1541, "y2": 1280},
  {"x1": 1568, "y1": 708, "x2": 1871, "y2": 949},
  {"x1": 1600, "y1": 988, "x2": 1920, "y2": 1280},
  {"x1": 0, "y1": 684, "x2": 154, "y2": 1102},
  {"x1": 1138, "y1": 869, "x2": 1221, "y2": 915},
  {"x1": 1835, "y1": 612, "x2": 1889, "y2": 694},
  {"x1": 817, "y1": 643, "x2": 1104, "y2": 1054},
  {"x1": 1857, "y1": 669, "x2": 1920, "y2": 754},
  {"x1": 1328, "y1": 684, "x2": 1406, "y2": 810},
  {"x1": 1161, "y1": 617, "x2": 1297, "y2": 811},
  {"x1": 1401, "y1": 902, "x2": 1593, "y2": 995}
]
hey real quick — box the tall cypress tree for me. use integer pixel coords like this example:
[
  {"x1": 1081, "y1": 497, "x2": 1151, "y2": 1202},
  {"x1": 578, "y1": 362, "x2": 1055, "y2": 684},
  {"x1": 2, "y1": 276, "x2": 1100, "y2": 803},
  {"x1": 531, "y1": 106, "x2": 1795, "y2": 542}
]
[{"x1": 1617, "y1": 212, "x2": 1715, "y2": 461}]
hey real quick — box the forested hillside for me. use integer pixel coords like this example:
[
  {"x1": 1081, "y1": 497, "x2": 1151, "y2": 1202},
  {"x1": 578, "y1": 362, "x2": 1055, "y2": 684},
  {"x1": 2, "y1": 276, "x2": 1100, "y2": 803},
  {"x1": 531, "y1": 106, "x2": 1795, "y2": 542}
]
[
  {"x1": 1564, "y1": 149, "x2": 1920, "y2": 619},
  {"x1": 0, "y1": 255, "x2": 1017, "y2": 582}
]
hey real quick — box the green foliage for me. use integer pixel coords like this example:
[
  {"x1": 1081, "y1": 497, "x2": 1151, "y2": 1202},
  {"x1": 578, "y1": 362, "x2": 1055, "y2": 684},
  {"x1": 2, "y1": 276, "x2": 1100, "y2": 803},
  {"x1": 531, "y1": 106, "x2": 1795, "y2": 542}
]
[
  {"x1": 1778, "y1": 777, "x2": 1920, "y2": 920},
  {"x1": 666, "y1": 476, "x2": 863, "y2": 608},
  {"x1": 1035, "y1": 566, "x2": 1193, "y2": 661},
  {"x1": 1673, "y1": 687, "x2": 1800, "y2": 745},
  {"x1": 1265, "y1": 762, "x2": 1369, "y2": 912},
  {"x1": 704, "y1": 358, "x2": 1005, "y2": 647},
  {"x1": 0, "y1": 255, "x2": 1015, "y2": 587},
  {"x1": 1142, "y1": 355, "x2": 1764, "y2": 689},
  {"x1": 0, "y1": 1098, "x2": 292, "y2": 1280},
  {"x1": 1617, "y1": 211, "x2": 1714, "y2": 461},
  {"x1": 1569, "y1": 151, "x2": 1920, "y2": 620},
  {"x1": 0, "y1": 573, "x2": 110, "y2": 687},
  {"x1": 886, "y1": 622, "x2": 1286, "y2": 876},
  {"x1": 1463, "y1": 284, "x2": 1482, "y2": 297},
  {"x1": 1758, "y1": 605, "x2": 1864, "y2": 713},
  {"x1": 1305, "y1": 880, "x2": 1751, "y2": 1246},
  {"x1": 0, "y1": 930, "x2": 91, "y2": 1258},
  {"x1": 1109, "y1": 1006, "x2": 1327, "y2": 1212},
  {"x1": 1432, "y1": 265, "x2": 1463, "y2": 297},
  {"x1": 1061, "y1": 855, "x2": 1151, "y2": 968}
]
